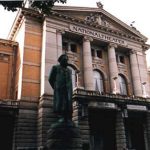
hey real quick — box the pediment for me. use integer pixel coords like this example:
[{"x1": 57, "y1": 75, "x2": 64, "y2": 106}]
[{"x1": 53, "y1": 6, "x2": 147, "y2": 42}]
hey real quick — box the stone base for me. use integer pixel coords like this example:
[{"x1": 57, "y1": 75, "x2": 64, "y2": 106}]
[{"x1": 44, "y1": 121, "x2": 82, "y2": 150}]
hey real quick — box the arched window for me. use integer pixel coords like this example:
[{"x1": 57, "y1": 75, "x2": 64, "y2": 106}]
[
  {"x1": 68, "y1": 66, "x2": 76, "y2": 89},
  {"x1": 93, "y1": 70, "x2": 104, "y2": 92},
  {"x1": 119, "y1": 75, "x2": 127, "y2": 95}
]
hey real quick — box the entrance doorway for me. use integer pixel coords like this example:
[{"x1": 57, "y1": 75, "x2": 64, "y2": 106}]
[
  {"x1": 89, "y1": 109, "x2": 116, "y2": 150},
  {"x1": 125, "y1": 112, "x2": 146, "y2": 150},
  {"x1": 0, "y1": 114, "x2": 15, "y2": 150}
]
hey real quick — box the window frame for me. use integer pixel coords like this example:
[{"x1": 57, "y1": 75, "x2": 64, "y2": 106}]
[
  {"x1": 118, "y1": 74, "x2": 127, "y2": 95},
  {"x1": 93, "y1": 70, "x2": 104, "y2": 93}
]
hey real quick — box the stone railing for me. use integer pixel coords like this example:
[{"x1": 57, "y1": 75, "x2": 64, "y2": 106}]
[{"x1": 73, "y1": 88, "x2": 150, "y2": 104}]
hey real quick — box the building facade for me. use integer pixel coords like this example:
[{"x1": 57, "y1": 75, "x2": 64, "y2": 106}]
[{"x1": 1, "y1": 4, "x2": 150, "y2": 150}]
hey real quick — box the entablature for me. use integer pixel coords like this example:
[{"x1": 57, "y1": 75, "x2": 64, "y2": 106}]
[{"x1": 73, "y1": 88, "x2": 150, "y2": 108}]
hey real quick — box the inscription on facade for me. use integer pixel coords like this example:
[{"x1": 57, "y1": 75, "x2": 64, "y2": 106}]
[
  {"x1": 70, "y1": 25, "x2": 127, "y2": 46},
  {"x1": 127, "y1": 105, "x2": 147, "y2": 111},
  {"x1": 89, "y1": 102, "x2": 116, "y2": 109}
]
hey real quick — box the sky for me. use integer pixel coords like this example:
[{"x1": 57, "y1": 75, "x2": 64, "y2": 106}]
[{"x1": 0, "y1": 0, "x2": 150, "y2": 66}]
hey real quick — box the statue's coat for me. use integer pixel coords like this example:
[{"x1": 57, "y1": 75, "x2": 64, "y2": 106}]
[{"x1": 48, "y1": 65, "x2": 73, "y2": 113}]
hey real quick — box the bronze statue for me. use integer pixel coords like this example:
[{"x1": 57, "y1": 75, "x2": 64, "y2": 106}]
[{"x1": 48, "y1": 54, "x2": 73, "y2": 124}]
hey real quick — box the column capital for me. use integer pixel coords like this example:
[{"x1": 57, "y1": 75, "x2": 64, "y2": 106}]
[
  {"x1": 142, "y1": 44, "x2": 150, "y2": 51},
  {"x1": 129, "y1": 49, "x2": 136, "y2": 55},
  {"x1": 83, "y1": 36, "x2": 93, "y2": 42},
  {"x1": 56, "y1": 29, "x2": 65, "y2": 34},
  {"x1": 108, "y1": 42, "x2": 118, "y2": 48}
]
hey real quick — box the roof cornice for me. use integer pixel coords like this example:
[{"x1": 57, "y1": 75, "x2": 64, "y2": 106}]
[
  {"x1": 142, "y1": 43, "x2": 150, "y2": 51},
  {"x1": 0, "y1": 38, "x2": 18, "y2": 47}
]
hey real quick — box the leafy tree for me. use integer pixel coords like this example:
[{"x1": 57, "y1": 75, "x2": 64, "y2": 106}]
[{"x1": 0, "y1": 0, "x2": 66, "y2": 14}]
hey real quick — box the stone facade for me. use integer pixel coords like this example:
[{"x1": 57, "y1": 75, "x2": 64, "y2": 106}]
[{"x1": 0, "y1": 5, "x2": 150, "y2": 150}]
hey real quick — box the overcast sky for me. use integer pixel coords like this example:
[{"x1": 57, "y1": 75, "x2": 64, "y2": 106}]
[{"x1": 0, "y1": 0, "x2": 150, "y2": 65}]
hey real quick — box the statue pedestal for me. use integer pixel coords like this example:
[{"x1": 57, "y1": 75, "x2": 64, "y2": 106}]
[{"x1": 45, "y1": 121, "x2": 82, "y2": 150}]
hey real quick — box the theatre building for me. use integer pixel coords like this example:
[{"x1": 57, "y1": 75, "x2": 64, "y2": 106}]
[{"x1": 1, "y1": 3, "x2": 150, "y2": 150}]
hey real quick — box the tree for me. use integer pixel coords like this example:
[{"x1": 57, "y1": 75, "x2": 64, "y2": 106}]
[{"x1": 0, "y1": 0, "x2": 66, "y2": 14}]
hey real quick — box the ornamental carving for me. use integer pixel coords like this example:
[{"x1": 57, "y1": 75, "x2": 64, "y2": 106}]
[
  {"x1": 84, "y1": 13, "x2": 110, "y2": 27},
  {"x1": 96, "y1": 1, "x2": 103, "y2": 8}
]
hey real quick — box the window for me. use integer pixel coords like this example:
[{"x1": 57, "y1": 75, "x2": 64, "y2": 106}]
[
  {"x1": 91, "y1": 48, "x2": 95, "y2": 57},
  {"x1": 70, "y1": 43, "x2": 77, "y2": 53},
  {"x1": 91, "y1": 48, "x2": 103, "y2": 58},
  {"x1": 97, "y1": 50, "x2": 102, "y2": 58},
  {"x1": 68, "y1": 66, "x2": 76, "y2": 89},
  {"x1": 93, "y1": 70, "x2": 104, "y2": 92},
  {"x1": 62, "y1": 41, "x2": 77, "y2": 53},
  {"x1": 116, "y1": 54, "x2": 125, "y2": 64},
  {"x1": 62, "y1": 42, "x2": 68, "y2": 51},
  {"x1": 119, "y1": 75, "x2": 127, "y2": 95},
  {"x1": 119, "y1": 55, "x2": 125, "y2": 63}
]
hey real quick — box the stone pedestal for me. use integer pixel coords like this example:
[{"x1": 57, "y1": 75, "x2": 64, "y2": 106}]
[{"x1": 44, "y1": 122, "x2": 82, "y2": 150}]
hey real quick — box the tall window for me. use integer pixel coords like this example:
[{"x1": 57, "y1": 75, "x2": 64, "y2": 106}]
[
  {"x1": 119, "y1": 75, "x2": 127, "y2": 95},
  {"x1": 93, "y1": 70, "x2": 104, "y2": 92},
  {"x1": 68, "y1": 66, "x2": 76, "y2": 89}
]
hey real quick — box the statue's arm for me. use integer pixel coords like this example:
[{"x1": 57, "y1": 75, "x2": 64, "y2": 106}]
[{"x1": 48, "y1": 66, "x2": 57, "y2": 89}]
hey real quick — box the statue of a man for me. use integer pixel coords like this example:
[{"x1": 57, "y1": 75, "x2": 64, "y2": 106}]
[{"x1": 48, "y1": 54, "x2": 73, "y2": 123}]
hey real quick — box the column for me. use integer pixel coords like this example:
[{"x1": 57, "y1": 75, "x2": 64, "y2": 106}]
[
  {"x1": 83, "y1": 36, "x2": 94, "y2": 90},
  {"x1": 129, "y1": 50, "x2": 142, "y2": 96},
  {"x1": 116, "y1": 111, "x2": 127, "y2": 150},
  {"x1": 139, "y1": 52, "x2": 150, "y2": 97},
  {"x1": 108, "y1": 43, "x2": 120, "y2": 94}
]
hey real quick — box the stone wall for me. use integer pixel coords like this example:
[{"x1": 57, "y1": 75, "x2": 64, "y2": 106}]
[{"x1": 13, "y1": 100, "x2": 38, "y2": 150}]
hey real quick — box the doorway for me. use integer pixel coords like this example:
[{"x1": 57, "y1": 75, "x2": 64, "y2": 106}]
[
  {"x1": 89, "y1": 109, "x2": 116, "y2": 150},
  {"x1": 0, "y1": 114, "x2": 15, "y2": 150},
  {"x1": 125, "y1": 112, "x2": 146, "y2": 150}
]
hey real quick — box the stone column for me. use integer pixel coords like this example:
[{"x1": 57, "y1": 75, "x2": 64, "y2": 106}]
[
  {"x1": 116, "y1": 111, "x2": 127, "y2": 150},
  {"x1": 83, "y1": 36, "x2": 94, "y2": 90},
  {"x1": 108, "y1": 43, "x2": 120, "y2": 94},
  {"x1": 138, "y1": 52, "x2": 150, "y2": 97},
  {"x1": 129, "y1": 50, "x2": 142, "y2": 96}
]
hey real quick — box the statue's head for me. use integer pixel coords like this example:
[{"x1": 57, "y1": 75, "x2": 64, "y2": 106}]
[{"x1": 58, "y1": 54, "x2": 68, "y2": 67}]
